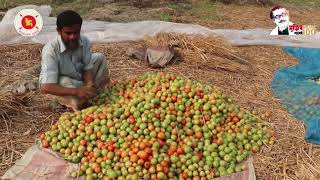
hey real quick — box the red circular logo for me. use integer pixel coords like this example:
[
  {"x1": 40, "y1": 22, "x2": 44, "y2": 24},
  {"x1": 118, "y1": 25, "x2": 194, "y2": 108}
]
[{"x1": 21, "y1": 15, "x2": 36, "y2": 29}]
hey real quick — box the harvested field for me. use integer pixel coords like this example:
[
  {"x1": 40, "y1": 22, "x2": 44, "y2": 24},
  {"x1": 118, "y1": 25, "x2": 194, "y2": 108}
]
[{"x1": 0, "y1": 33, "x2": 319, "y2": 179}]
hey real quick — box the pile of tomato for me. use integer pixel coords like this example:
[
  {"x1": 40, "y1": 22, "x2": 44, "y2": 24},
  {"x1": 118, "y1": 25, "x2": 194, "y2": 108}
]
[{"x1": 41, "y1": 72, "x2": 274, "y2": 180}]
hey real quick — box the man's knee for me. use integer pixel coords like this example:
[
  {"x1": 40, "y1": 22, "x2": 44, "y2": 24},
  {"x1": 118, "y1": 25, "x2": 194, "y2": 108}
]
[
  {"x1": 92, "y1": 53, "x2": 108, "y2": 76},
  {"x1": 59, "y1": 76, "x2": 72, "y2": 85},
  {"x1": 92, "y1": 53, "x2": 105, "y2": 63},
  {"x1": 59, "y1": 76, "x2": 82, "y2": 88}
]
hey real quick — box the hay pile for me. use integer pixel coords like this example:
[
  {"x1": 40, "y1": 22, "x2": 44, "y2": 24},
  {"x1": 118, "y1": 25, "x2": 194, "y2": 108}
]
[
  {"x1": 144, "y1": 33, "x2": 254, "y2": 75},
  {"x1": 0, "y1": 33, "x2": 319, "y2": 179},
  {"x1": 0, "y1": 44, "x2": 60, "y2": 174}
]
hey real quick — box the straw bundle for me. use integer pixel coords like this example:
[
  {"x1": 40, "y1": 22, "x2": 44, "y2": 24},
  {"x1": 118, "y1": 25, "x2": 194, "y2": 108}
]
[{"x1": 144, "y1": 33, "x2": 254, "y2": 75}]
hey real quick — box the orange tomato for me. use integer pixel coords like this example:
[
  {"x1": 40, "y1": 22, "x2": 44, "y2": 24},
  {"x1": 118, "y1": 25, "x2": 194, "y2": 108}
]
[
  {"x1": 151, "y1": 174, "x2": 157, "y2": 180},
  {"x1": 216, "y1": 138, "x2": 223, "y2": 145},
  {"x1": 114, "y1": 165, "x2": 121, "y2": 171},
  {"x1": 137, "y1": 151, "x2": 148, "y2": 160},
  {"x1": 157, "y1": 132, "x2": 165, "y2": 140},
  {"x1": 94, "y1": 167, "x2": 101, "y2": 173},
  {"x1": 97, "y1": 142, "x2": 103, "y2": 149},
  {"x1": 216, "y1": 126, "x2": 223, "y2": 132},
  {"x1": 176, "y1": 147, "x2": 184, "y2": 155},
  {"x1": 163, "y1": 166, "x2": 169, "y2": 174},
  {"x1": 160, "y1": 160, "x2": 169, "y2": 167},
  {"x1": 121, "y1": 151, "x2": 128, "y2": 158},
  {"x1": 40, "y1": 133, "x2": 45, "y2": 140},
  {"x1": 156, "y1": 164, "x2": 163, "y2": 172},
  {"x1": 84, "y1": 151, "x2": 89, "y2": 157},
  {"x1": 137, "y1": 159, "x2": 145, "y2": 165},
  {"x1": 204, "y1": 115, "x2": 210, "y2": 121},
  {"x1": 195, "y1": 132, "x2": 202, "y2": 139},
  {"x1": 42, "y1": 140, "x2": 49, "y2": 148},
  {"x1": 171, "y1": 96, "x2": 177, "y2": 102},
  {"x1": 186, "y1": 129, "x2": 193, "y2": 136},
  {"x1": 103, "y1": 156, "x2": 108, "y2": 161},
  {"x1": 169, "y1": 145, "x2": 177, "y2": 152},
  {"x1": 145, "y1": 147, "x2": 152, "y2": 155},
  {"x1": 168, "y1": 149, "x2": 174, "y2": 156},
  {"x1": 132, "y1": 147, "x2": 139, "y2": 154},
  {"x1": 139, "y1": 142, "x2": 147, "y2": 150},
  {"x1": 116, "y1": 150, "x2": 122, "y2": 156},
  {"x1": 130, "y1": 154, "x2": 139, "y2": 163},
  {"x1": 80, "y1": 140, "x2": 86, "y2": 146},
  {"x1": 164, "y1": 82, "x2": 170, "y2": 89},
  {"x1": 96, "y1": 157, "x2": 103, "y2": 163},
  {"x1": 232, "y1": 116, "x2": 240, "y2": 123},
  {"x1": 181, "y1": 171, "x2": 188, "y2": 179},
  {"x1": 99, "y1": 114, "x2": 106, "y2": 120},
  {"x1": 107, "y1": 140, "x2": 114, "y2": 146}
]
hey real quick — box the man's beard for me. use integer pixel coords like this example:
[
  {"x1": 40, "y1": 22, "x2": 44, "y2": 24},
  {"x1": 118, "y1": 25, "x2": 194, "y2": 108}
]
[{"x1": 64, "y1": 40, "x2": 79, "y2": 50}]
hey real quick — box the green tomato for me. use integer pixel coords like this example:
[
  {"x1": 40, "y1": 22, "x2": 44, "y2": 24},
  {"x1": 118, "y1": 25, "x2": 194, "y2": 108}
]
[
  {"x1": 244, "y1": 144, "x2": 252, "y2": 151},
  {"x1": 107, "y1": 169, "x2": 117, "y2": 179},
  {"x1": 223, "y1": 154, "x2": 232, "y2": 162}
]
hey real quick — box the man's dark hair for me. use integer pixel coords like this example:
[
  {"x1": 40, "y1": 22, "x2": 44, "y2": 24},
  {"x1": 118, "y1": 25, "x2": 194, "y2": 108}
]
[
  {"x1": 270, "y1": 5, "x2": 286, "y2": 19},
  {"x1": 56, "y1": 10, "x2": 83, "y2": 30}
]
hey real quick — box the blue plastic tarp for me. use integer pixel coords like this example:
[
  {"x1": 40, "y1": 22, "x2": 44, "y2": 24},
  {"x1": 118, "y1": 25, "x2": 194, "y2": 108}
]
[{"x1": 272, "y1": 47, "x2": 320, "y2": 144}]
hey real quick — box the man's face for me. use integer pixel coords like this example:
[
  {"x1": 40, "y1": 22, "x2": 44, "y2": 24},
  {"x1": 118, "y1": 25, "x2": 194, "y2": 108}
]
[
  {"x1": 57, "y1": 24, "x2": 81, "y2": 50},
  {"x1": 272, "y1": 8, "x2": 290, "y2": 31}
]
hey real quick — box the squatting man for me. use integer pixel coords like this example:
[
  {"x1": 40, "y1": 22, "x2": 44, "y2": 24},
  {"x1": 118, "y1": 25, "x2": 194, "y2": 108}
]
[{"x1": 39, "y1": 10, "x2": 110, "y2": 111}]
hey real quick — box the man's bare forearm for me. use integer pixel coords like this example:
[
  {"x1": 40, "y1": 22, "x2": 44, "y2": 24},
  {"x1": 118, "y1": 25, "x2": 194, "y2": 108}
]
[
  {"x1": 83, "y1": 70, "x2": 94, "y2": 86},
  {"x1": 40, "y1": 84, "x2": 78, "y2": 97}
]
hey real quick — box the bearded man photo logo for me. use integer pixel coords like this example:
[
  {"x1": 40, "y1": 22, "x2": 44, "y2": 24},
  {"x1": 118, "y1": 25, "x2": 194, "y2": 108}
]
[{"x1": 269, "y1": 5, "x2": 297, "y2": 36}]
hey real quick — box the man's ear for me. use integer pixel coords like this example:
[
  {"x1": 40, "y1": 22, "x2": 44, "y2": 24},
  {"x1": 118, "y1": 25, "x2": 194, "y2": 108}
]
[
  {"x1": 56, "y1": 27, "x2": 62, "y2": 35},
  {"x1": 270, "y1": 12, "x2": 276, "y2": 23}
]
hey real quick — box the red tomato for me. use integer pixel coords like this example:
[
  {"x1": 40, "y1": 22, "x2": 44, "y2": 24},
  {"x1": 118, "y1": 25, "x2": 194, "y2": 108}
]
[
  {"x1": 42, "y1": 140, "x2": 49, "y2": 148},
  {"x1": 159, "y1": 140, "x2": 165, "y2": 147},
  {"x1": 197, "y1": 152, "x2": 203, "y2": 159},
  {"x1": 85, "y1": 116, "x2": 94, "y2": 123},
  {"x1": 108, "y1": 145, "x2": 115, "y2": 151}
]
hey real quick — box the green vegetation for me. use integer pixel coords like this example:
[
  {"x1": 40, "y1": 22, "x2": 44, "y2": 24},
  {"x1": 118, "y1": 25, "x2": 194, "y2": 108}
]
[
  {"x1": 159, "y1": 0, "x2": 223, "y2": 22},
  {"x1": 50, "y1": 0, "x2": 98, "y2": 17},
  {"x1": 0, "y1": 0, "x2": 99, "y2": 17},
  {"x1": 0, "y1": 0, "x2": 318, "y2": 22},
  {"x1": 188, "y1": 0, "x2": 221, "y2": 21},
  {"x1": 159, "y1": 13, "x2": 173, "y2": 22},
  {"x1": 277, "y1": 0, "x2": 320, "y2": 9},
  {"x1": 0, "y1": 0, "x2": 49, "y2": 10}
]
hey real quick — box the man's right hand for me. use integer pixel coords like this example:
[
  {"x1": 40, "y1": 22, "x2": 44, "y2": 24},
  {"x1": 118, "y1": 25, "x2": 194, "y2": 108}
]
[{"x1": 76, "y1": 87, "x2": 96, "y2": 99}]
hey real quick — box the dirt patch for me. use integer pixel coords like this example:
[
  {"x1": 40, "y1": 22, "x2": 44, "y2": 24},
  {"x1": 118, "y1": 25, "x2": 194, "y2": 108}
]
[
  {"x1": 222, "y1": 4, "x2": 320, "y2": 28},
  {"x1": 88, "y1": 4, "x2": 151, "y2": 22},
  {"x1": 85, "y1": 2, "x2": 320, "y2": 30},
  {"x1": 189, "y1": 3, "x2": 320, "y2": 29}
]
